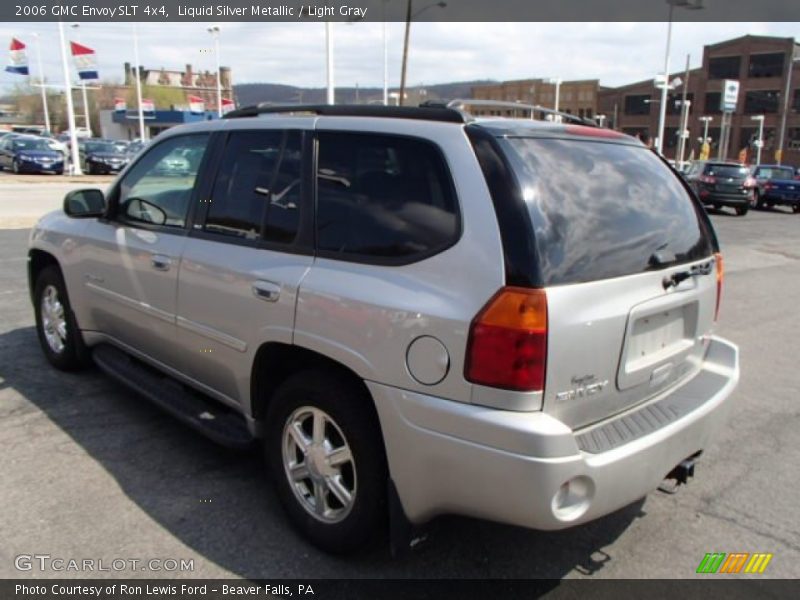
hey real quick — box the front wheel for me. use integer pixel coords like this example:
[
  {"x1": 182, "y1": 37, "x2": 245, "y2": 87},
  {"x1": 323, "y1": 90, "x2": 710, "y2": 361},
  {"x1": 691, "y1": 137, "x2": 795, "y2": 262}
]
[
  {"x1": 266, "y1": 370, "x2": 387, "y2": 553},
  {"x1": 33, "y1": 266, "x2": 89, "y2": 370},
  {"x1": 12, "y1": 159, "x2": 20, "y2": 174},
  {"x1": 793, "y1": 205, "x2": 800, "y2": 214}
]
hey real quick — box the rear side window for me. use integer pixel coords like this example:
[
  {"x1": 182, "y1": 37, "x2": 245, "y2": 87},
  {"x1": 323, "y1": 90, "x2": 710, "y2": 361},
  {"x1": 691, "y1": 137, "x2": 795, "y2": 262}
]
[
  {"x1": 316, "y1": 132, "x2": 459, "y2": 261},
  {"x1": 500, "y1": 137, "x2": 713, "y2": 285}
]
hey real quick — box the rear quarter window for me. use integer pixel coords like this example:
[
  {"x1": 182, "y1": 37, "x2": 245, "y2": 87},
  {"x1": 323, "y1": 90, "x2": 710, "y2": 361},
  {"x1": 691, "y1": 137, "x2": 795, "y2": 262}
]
[{"x1": 499, "y1": 137, "x2": 714, "y2": 285}]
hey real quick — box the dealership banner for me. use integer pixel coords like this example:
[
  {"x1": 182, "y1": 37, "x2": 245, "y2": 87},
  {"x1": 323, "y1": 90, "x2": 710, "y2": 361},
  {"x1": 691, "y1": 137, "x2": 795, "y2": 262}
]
[
  {"x1": 188, "y1": 95, "x2": 205, "y2": 114},
  {"x1": 70, "y1": 41, "x2": 98, "y2": 80},
  {"x1": 5, "y1": 37, "x2": 28, "y2": 75},
  {"x1": 140, "y1": 98, "x2": 155, "y2": 113},
  {"x1": 221, "y1": 98, "x2": 235, "y2": 115},
  {"x1": 114, "y1": 98, "x2": 126, "y2": 112}
]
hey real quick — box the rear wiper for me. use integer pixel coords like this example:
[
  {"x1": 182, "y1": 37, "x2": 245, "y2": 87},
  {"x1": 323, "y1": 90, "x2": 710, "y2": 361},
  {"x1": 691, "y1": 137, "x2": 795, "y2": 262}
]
[{"x1": 662, "y1": 260, "x2": 714, "y2": 290}]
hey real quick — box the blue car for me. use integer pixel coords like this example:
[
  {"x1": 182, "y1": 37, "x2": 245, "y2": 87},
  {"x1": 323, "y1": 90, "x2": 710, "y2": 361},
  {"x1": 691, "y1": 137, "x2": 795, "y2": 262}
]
[
  {"x1": 0, "y1": 135, "x2": 64, "y2": 174},
  {"x1": 750, "y1": 164, "x2": 800, "y2": 213}
]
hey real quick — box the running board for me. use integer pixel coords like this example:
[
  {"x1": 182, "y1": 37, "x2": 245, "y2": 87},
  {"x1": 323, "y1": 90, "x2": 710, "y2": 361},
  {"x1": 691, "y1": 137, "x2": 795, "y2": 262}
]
[{"x1": 93, "y1": 344, "x2": 255, "y2": 450}]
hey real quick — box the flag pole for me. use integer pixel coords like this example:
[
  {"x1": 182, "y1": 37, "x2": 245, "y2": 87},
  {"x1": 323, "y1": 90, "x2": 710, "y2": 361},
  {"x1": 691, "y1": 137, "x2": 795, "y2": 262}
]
[
  {"x1": 70, "y1": 24, "x2": 92, "y2": 135},
  {"x1": 57, "y1": 22, "x2": 82, "y2": 175},
  {"x1": 132, "y1": 23, "x2": 146, "y2": 141},
  {"x1": 31, "y1": 33, "x2": 51, "y2": 133}
]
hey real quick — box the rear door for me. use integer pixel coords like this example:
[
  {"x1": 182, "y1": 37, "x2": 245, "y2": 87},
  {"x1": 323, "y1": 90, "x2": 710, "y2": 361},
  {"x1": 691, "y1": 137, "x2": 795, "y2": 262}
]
[
  {"x1": 175, "y1": 127, "x2": 314, "y2": 405},
  {"x1": 498, "y1": 136, "x2": 718, "y2": 429}
]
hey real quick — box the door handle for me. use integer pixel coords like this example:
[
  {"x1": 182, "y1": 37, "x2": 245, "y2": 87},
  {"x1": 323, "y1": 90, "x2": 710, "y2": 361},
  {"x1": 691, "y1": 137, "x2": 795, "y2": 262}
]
[
  {"x1": 151, "y1": 254, "x2": 172, "y2": 271},
  {"x1": 252, "y1": 280, "x2": 281, "y2": 302}
]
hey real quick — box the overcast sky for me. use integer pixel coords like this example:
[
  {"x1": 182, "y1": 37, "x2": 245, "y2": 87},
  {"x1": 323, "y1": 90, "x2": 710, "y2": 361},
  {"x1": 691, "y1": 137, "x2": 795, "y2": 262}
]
[{"x1": 0, "y1": 21, "x2": 798, "y2": 95}]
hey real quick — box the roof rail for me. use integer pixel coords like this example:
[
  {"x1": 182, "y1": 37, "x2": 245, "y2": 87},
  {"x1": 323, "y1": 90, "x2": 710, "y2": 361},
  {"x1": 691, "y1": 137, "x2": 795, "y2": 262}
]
[
  {"x1": 222, "y1": 103, "x2": 466, "y2": 123},
  {"x1": 446, "y1": 99, "x2": 598, "y2": 127}
]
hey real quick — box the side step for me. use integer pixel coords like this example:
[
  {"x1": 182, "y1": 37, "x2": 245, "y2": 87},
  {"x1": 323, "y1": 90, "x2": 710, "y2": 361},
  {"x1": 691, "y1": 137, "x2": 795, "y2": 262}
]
[{"x1": 93, "y1": 344, "x2": 255, "y2": 450}]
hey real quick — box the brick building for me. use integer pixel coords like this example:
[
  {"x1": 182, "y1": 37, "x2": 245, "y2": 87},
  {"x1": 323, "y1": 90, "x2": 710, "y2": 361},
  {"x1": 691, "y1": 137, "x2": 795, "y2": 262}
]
[
  {"x1": 598, "y1": 35, "x2": 800, "y2": 166},
  {"x1": 471, "y1": 78, "x2": 600, "y2": 120},
  {"x1": 121, "y1": 62, "x2": 233, "y2": 109}
]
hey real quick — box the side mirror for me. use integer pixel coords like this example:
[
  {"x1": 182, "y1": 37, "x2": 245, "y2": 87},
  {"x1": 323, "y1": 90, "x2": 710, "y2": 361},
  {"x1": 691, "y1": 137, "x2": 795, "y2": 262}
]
[{"x1": 64, "y1": 188, "x2": 106, "y2": 218}]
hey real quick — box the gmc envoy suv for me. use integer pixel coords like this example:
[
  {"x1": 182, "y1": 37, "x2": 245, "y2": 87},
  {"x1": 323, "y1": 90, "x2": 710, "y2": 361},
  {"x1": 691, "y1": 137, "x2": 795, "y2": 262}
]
[{"x1": 27, "y1": 103, "x2": 739, "y2": 553}]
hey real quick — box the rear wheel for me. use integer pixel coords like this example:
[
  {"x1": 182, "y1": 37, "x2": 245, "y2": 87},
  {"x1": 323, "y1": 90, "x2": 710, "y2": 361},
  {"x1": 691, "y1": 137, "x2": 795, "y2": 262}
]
[
  {"x1": 735, "y1": 205, "x2": 749, "y2": 216},
  {"x1": 33, "y1": 266, "x2": 89, "y2": 370},
  {"x1": 265, "y1": 370, "x2": 387, "y2": 553},
  {"x1": 793, "y1": 205, "x2": 800, "y2": 214}
]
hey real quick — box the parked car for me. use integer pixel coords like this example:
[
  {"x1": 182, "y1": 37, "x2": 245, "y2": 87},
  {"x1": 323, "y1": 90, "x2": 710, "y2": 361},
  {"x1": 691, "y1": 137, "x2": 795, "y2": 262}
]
[
  {"x1": 749, "y1": 164, "x2": 800, "y2": 213},
  {"x1": 79, "y1": 140, "x2": 130, "y2": 175},
  {"x1": 27, "y1": 104, "x2": 739, "y2": 553},
  {"x1": 0, "y1": 134, "x2": 64, "y2": 174},
  {"x1": 683, "y1": 160, "x2": 753, "y2": 216}
]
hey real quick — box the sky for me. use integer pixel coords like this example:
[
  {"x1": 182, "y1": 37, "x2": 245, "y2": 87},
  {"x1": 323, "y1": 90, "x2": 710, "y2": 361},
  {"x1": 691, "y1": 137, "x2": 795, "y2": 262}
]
[{"x1": 0, "y1": 21, "x2": 798, "y2": 95}]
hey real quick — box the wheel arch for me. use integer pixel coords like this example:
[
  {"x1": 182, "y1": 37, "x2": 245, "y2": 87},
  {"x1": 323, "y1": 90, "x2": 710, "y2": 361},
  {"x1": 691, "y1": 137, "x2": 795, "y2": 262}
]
[
  {"x1": 28, "y1": 249, "x2": 61, "y2": 304},
  {"x1": 250, "y1": 342, "x2": 382, "y2": 438}
]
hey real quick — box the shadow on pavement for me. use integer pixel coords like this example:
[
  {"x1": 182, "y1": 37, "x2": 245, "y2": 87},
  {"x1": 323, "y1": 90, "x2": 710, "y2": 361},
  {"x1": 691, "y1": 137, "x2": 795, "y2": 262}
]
[{"x1": 0, "y1": 325, "x2": 645, "y2": 580}]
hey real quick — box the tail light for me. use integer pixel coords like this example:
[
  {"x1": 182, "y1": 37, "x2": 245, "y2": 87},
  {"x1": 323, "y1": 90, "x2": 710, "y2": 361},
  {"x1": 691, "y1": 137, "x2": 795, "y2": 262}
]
[
  {"x1": 764, "y1": 181, "x2": 775, "y2": 190},
  {"x1": 714, "y1": 253, "x2": 724, "y2": 321},
  {"x1": 699, "y1": 174, "x2": 716, "y2": 184},
  {"x1": 465, "y1": 287, "x2": 547, "y2": 392}
]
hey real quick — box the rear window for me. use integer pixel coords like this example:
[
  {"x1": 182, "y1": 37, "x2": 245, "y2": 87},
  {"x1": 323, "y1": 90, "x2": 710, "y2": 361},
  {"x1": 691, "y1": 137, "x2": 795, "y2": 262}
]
[
  {"x1": 704, "y1": 164, "x2": 748, "y2": 178},
  {"x1": 499, "y1": 137, "x2": 713, "y2": 286},
  {"x1": 755, "y1": 166, "x2": 794, "y2": 180}
]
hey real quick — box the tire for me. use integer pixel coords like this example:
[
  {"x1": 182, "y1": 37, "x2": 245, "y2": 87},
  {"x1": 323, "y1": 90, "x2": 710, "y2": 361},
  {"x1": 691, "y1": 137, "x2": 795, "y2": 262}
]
[
  {"x1": 754, "y1": 192, "x2": 766, "y2": 210},
  {"x1": 793, "y1": 205, "x2": 800, "y2": 214},
  {"x1": 265, "y1": 370, "x2": 387, "y2": 553},
  {"x1": 12, "y1": 159, "x2": 20, "y2": 174},
  {"x1": 33, "y1": 265, "x2": 89, "y2": 371},
  {"x1": 735, "y1": 205, "x2": 749, "y2": 216}
]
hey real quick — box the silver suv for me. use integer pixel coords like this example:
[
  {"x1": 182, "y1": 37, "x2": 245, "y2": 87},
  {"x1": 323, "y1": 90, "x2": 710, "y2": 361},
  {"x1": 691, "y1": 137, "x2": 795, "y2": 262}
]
[{"x1": 27, "y1": 104, "x2": 739, "y2": 553}]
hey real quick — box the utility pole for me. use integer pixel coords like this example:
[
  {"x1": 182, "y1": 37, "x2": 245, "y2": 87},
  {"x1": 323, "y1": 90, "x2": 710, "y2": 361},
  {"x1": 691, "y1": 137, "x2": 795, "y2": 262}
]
[
  {"x1": 676, "y1": 54, "x2": 691, "y2": 164},
  {"x1": 399, "y1": 0, "x2": 412, "y2": 106}
]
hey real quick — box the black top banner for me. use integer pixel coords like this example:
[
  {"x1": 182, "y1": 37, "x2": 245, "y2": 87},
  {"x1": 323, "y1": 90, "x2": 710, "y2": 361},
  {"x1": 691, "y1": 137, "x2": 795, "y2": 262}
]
[{"x1": 3, "y1": 0, "x2": 800, "y2": 22}]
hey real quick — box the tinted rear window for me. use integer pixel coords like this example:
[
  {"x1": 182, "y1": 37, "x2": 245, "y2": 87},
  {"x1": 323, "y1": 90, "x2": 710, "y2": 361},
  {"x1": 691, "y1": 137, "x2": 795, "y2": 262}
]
[
  {"x1": 499, "y1": 137, "x2": 713, "y2": 285},
  {"x1": 704, "y1": 164, "x2": 748, "y2": 178}
]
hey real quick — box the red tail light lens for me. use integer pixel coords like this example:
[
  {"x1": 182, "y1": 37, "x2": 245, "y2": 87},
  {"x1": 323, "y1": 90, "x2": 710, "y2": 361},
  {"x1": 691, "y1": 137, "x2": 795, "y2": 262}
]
[
  {"x1": 714, "y1": 253, "x2": 724, "y2": 321},
  {"x1": 699, "y1": 175, "x2": 716, "y2": 184},
  {"x1": 764, "y1": 181, "x2": 774, "y2": 190},
  {"x1": 465, "y1": 287, "x2": 547, "y2": 392}
]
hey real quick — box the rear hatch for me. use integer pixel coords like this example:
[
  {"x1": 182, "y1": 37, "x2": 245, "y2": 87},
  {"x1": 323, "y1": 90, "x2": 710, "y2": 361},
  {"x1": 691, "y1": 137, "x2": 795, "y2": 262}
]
[
  {"x1": 703, "y1": 163, "x2": 749, "y2": 196},
  {"x1": 496, "y1": 132, "x2": 718, "y2": 429}
]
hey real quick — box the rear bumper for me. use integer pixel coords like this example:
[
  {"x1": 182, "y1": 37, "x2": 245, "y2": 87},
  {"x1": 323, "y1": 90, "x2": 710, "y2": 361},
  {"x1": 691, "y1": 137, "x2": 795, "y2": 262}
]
[
  {"x1": 699, "y1": 192, "x2": 749, "y2": 206},
  {"x1": 370, "y1": 336, "x2": 739, "y2": 530},
  {"x1": 761, "y1": 192, "x2": 800, "y2": 206}
]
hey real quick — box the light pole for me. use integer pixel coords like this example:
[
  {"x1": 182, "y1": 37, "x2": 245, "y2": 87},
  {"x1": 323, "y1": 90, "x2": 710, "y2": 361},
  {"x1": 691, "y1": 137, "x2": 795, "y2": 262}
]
[
  {"x1": 325, "y1": 23, "x2": 334, "y2": 104},
  {"x1": 776, "y1": 47, "x2": 800, "y2": 165},
  {"x1": 751, "y1": 115, "x2": 765, "y2": 165},
  {"x1": 399, "y1": 0, "x2": 446, "y2": 106},
  {"x1": 382, "y1": 0, "x2": 389, "y2": 105},
  {"x1": 70, "y1": 24, "x2": 91, "y2": 135},
  {"x1": 31, "y1": 32, "x2": 51, "y2": 133},
  {"x1": 207, "y1": 26, "x2": 222, "y2": 116},
  {"x1": 699, "y1": 115, "x2": 712, "y2": 142},
  {"x1": 656, "y1": 0, "x2": 704, "y2": 155},
  {"x1": 677, "y1": 99, "x2": 691, "y2": 165},
  {"x1": 57, "y1": 23, "x2": 81, "y2": 175},
  {"x1": 132, "y1": 23, "x2": 147, "y2": 142},
  {"x1": 547, "y1": 77, "x2": 562, "y2": 114}
]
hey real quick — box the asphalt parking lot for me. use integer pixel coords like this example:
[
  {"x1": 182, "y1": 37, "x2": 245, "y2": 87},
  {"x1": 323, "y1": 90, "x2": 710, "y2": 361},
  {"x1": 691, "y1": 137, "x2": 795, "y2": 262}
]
[{"x1": 0, "y1": 179, "x2": 799, "y2": 579}]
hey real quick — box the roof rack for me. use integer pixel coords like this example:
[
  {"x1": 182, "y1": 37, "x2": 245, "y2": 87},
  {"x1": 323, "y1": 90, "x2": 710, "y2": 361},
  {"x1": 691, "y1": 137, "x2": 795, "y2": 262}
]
[
  {"x1": 222, "y1": 103, "x2": 466, "y2": 123},
  {"x1": 446, "y1": 99, "x2": 598, "y2": 127}
]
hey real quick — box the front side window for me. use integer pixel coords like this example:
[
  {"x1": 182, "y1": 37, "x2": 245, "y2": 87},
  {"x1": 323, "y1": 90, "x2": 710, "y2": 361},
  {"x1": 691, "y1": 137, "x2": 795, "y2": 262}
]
[
  {"x1": 203, "y1": 130, "x2": 302, "y2": 243},
  {"x1": 316, "y1": 132, "x2": 459, "y2": 261},
  {"x1": 117, "y1": 134, "x2": 209, "y2": 228}
]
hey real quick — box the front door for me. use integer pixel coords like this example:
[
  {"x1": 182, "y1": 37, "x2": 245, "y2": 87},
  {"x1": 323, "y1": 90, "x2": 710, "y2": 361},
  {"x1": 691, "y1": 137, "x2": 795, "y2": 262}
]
[{"x1": 79, "y1": 133, "x2": 211, "y2": 369}]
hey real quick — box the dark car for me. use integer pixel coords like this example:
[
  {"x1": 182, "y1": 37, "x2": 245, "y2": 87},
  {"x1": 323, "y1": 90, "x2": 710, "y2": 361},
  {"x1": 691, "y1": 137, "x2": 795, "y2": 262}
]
[
  {"x1": 0, "y1": 134, "x2": 64, "y2": 174},
  {"x1": 684, "y1": 160, "x2": 753, "y2": 216},
  {"x1": 80, "y1": 140, "x2": 130, "y2": 175},
  {"x1": 749, "y1": 164, "x2": 800, "y2": 213}
]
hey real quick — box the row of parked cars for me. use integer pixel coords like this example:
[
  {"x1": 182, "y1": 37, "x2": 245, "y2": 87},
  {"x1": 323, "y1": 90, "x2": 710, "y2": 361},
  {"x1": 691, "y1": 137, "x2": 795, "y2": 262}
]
[
  {"x1": 678, "y1": 160, "x2": 800, "y2": 217},
  {"x1": 0, "y1": 130, "x2": 146, "y2": 175}
]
